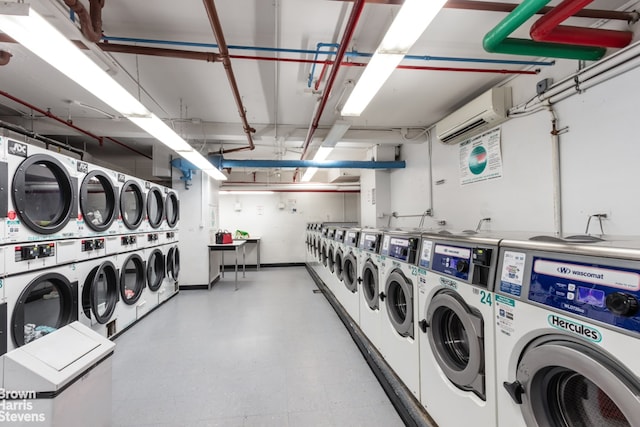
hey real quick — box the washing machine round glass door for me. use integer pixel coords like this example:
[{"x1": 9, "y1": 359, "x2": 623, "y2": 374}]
[
  {"x1": 511, "y1": 336, "x2": 639, "y2": 427},
  {"x1": 328, "y1": 247, "x2": 335, "y2": 273},
  {"x1": 335, "y1": 249, "x2": 344, "y2": 281},
  {"x1": 384, "y1": 270, "x2": 414, "y2": 338},
  {"x1": 120, "y1": 180, "x2": 145, "y2": 230},
  {"x1": 80, "y1": 171, "x2": 118, "y2": 232},
  {"x1": 120, "y1": 253, "x2": 145, "y2": 304},
  {"x1": 82, "y1": 261, "x2": 119, "y2": 324},
  {"x1": 146, "y1": 187, "x2": 164, "y2": 229},
  {"x1": 12, "y1": 272, "x2": 78, "y2": 347},
  {"x1": 322, "y1": 244, "x2": 328, "y2": 267},
  {"x1": 343, "y1": 253, "x2": 358, "y2": 292},
  {"x1": 165, "y1": 191, "x2": 179, "y2": 228},
  {"x1": 147, "y1": 248, "x2": 165, "y2": 291},
  {"x1": 425, "y1": 289, "x2": 485, "y2": 398},
  {"x1": 362, "y1": 259, "x2": 379, "y2": 310},
  {"x1": 167, "y1": 246, "x2": 180, "y2": 280},
  {"x1": 12, "y1": 154, "x2": 76, "y2": 234}
]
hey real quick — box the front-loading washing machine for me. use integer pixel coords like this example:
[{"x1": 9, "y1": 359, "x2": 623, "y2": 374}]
[
  {"x1": 332, "y1": 227, "x2": 348, "y2": 302},
  {"x1": 358, "y1": 228, "x2": 384, "y2": 351},
  {"x1": 136, "y1": 246, "x2": 165, "y2": 319},
  {"x1": 417, "y1": 233, "x2": 500, "y2": 426},
  {"x1": 117, "y1": 173, "x2": 147, "y2": 234},
  {"x1": 340, "y1": 227, "x2": 361, "y2": 324},
  {"x1": 144, "y1": 182, "x2": 166, "y2": 232},
  {"x1": 1, "y1": 134, "x2": 80, "y2": 243},
  {"x1": 378, "y1": 230, "x2": 421, "y2": 397},
  {"x1": 115, "y1": 249, "x2": 147, "y2": 332},
  {"x1": 77, "y1": 255, "x2": 120, "y2": 338},
  {"x1": 495, "y1": 237, "x2": 640, "y2": 427},
  {"x1": 159, "y1": 243, "x2": 180, "y2": 304},
  {"x1": 325, "y1": 226, "x2": 339, "y2": 294},
  {"x1": 76, "y1": 159, "x2": 120, "y2": 239},
  {"x1": 3, "y1": 263, "x2": 79, "y2": 353},
  {"x1": 163, "y1": 189, "x2": 180, "y2": 231}
]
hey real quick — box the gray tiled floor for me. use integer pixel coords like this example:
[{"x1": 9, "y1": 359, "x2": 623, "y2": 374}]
[{"x1": 112, "y1": 267, "x2": 404, "y2": 427}]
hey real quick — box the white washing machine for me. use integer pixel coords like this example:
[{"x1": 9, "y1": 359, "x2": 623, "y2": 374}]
[
  {"x1": 358, "y1": 228, "x2": 384, "y2": 351},
  {"x1": 325, "y1": 227, "x2": 339, "y2": 294},
  {"x1": 116, "y1": 173, "x2": 147, "y2": 234},
  {"x1": 136, "y1": 246, "x2": 165, "y2": 319},
  {"x1": 144, "y1": 182, "x2": 166, "y2": 232},
  {"x1": 77, "y1": 256, "x2": 120, "y2": 338},
  {"x1": 495, "y1": 237, "x2": 640, "y2": 427},
  {"x1": 332, "y1": 227, "x2": 348, "y2": 304},
  {"x1": 115, "y1": 250, "x2": 147, "y2": 331},
  {"x1": 417, "y1": 233, "x2": 500, "y2": 427},
  {"x1": 2, "y1": 263, "x2": 79, "y2": 353},
  {"x1": 159, "y1": 243, "x2": 180, "y2": 304},
  {"x1": 340, "y1": 227, "x2": 361, "y2": 324},
  {"x1": 76, "y1": 160, "x2": 121, "y2": 239},
  {"x1": 1, "y1": 135, "x2": 80, "y2": 243},
  {"x1": 378, "y1": 230, "x2": 421, "y2": 398},
  {"x1": 163, "y1": 189, "x2": 180, "y2": 231}
]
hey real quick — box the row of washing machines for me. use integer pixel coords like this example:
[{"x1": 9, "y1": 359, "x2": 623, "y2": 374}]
[
  {"x1": 305, "y1": 224, "x2": 640, "y2": 427},
  {"x1": 0, "y1": 130, "x2": 181, "y2": 356}
]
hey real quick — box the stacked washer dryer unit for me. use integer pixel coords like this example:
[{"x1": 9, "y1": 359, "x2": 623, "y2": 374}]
[
  {"x1": 339, "y1": 227, "x2": 361, "y2": 324},
  {"x1": 495, "y1": 237, "x2": 640, "y2": 427},
  {"x1": 417, "y1": 232, "x2": 500, "y2": 427},
  {"x1": 358, "y1": 228, "x2": 385, "y2": 351},
  {"x1": 378, "y1": 229, "x2": 421, "y2": 397}
]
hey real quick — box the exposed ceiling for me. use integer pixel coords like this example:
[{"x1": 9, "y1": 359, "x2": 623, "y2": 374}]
[{"x1": 0, "y1": 0, "x2": 636, "y2": 184}]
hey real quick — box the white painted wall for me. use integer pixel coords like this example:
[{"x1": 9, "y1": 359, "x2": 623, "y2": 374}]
[
  {"x1": 218, "y1": 192, "x2": 359, "y2": 264},
  {"x1": 386, "y1": 55, "x2": 640, "y2": 236},
  {"x1": 175, "y1": 172, "x2": 219, "y2": 287}
]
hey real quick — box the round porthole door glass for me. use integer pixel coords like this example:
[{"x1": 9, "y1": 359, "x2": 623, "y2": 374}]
[
  {"x1": 165, "y1": 192, "x2": 179, "y2": 227},
  {"x1": 550, "y1": 371, "x2": 630, "y2": 427},
  {"x1": 438, "y1": 309, "x2": 470, "y2": 369},
  {"x1": 120, "y1": 181, "x2": 144, "y2": 229},
  {"x1": 170, "y1": 247, "x2": 180, "y2": 280},
  {"x1": 13, "y1": 273, "x2": 77, "y2": 347},
  {"x1": 94, "y1": 264, "x2": 118, "y2": 320},
  {"x1": 13, "y1": 155, "x2": 75, "y2": 233},
  {"x1": 147, "y1": 188, "x2": 164, "y2": 228},
  {"x1": 388, "y1": 280, "x2": 408, "y2": 323},
  {"x1": 147, "y1": 250, "x2": 165, "y2": 291},
  {"x1": 121, "y1": 255, "x2": 144, "y2": 304},
  {"x1": 80, "y1": 172, "x2": 116, "y2": 231}
]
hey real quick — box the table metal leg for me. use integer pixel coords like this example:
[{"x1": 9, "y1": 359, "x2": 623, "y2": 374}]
[
  {"x1": 234, "y1": 247, "x2": 239, "y2": 291},
  {"x1": 243, "y1": 244, "x2": 246, "y2": 278},
  {"x1": 257, "y1": 241, "x2": 260, "y2": 271},
  {"x1": 221, "y1": 251, "x2": 225, "y2": 278}
]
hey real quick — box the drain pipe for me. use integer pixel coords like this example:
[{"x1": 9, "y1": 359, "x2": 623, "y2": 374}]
[
  {"x1": 0, "y1": 90, "x2": 152, "y2": 159},
  {"x1": 549, "y1": 105, "x2": 563, "y2": 235},
  {"x1": 202, "y1": 0, "x2": 256, "y2": 154},
  {"x1": 64, "y1": 0, "x2": 104, "y2": 43},
  {"x1": 300, "y1": 0, "x2": 366, "y2": 160}
]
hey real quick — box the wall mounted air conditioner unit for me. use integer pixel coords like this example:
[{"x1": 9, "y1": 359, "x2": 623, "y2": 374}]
[{"x1": 436, "y1": 86, "x2": 512, "y2": 145}]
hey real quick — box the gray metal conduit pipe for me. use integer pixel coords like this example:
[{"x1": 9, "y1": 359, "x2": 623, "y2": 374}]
[{"x1": 202, "y1": 0, "x2": 256, "y2": 154}]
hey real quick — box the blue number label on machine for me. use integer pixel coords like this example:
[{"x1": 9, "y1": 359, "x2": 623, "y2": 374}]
[
  {"x1": 530, "y1": 257, "x2": 640, "y2": 334},
  {"x1": 431, "y1": 244, "x2": 471, "y2": 280}
]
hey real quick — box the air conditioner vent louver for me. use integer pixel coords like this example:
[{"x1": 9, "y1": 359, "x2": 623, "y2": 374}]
[{"x1": 436, "y1": 87, "x2": 512, "y2": 145}]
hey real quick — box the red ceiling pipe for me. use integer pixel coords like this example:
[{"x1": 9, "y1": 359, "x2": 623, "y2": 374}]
[
  {"x1": 314, "y1": 61, "x2": 330, "y2": 91},
  {"x1": 300, "y1": 0, "x2": 366, "y2": 160},
  {"x1": 202, "y1": 0, "x2": 256, "y2": 153},
  {"x1": 0, "y1": 90, "x2": 152, "y2": 159},
  {"x1": 0, "y1": 50, "x2": 12, "y2": 66},
  {"x1": 333, "y1": 0, "x2": 636, "y2": 21},
  {"x1": 530, "y1": 0, "x2": 633, "y2": 48},
  {"x1": 64, "y1": 0, "x2": 104, "y2": 43}
]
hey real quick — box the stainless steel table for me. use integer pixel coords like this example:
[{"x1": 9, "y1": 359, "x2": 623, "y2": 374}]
[
  {"x1": 235, "y1": 237, "x2": 261, "y2": 270},
  {"x1": 208, "y1": 240, "x2": 246, "y2": 290}
]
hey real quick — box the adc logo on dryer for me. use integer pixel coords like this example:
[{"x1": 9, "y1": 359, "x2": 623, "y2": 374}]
[{"x1": 8, "y1": 140, "x2": 27, "y2": 158}]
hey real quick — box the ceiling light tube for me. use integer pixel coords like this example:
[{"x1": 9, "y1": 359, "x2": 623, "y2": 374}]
[
  {"x1": 341, "y1": 0, "x2": 446, "y2": 117},
  {"x1": 301, "y1": 146, "x2": 334, "y2": 182},
  {"x1": 0, "y1": 3, "x2": 227, "y2": 180}
]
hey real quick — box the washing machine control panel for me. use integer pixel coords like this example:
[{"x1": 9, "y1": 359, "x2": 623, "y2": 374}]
[
  {"x1": 432, "y1": 244, "x2": 472, "y2": 281},
  {"x1": 148, "y1": 233, "x2": 159, "y2": 242},
  {"x1": 526, "y1": 256, "x2": 640, "y2": 334},
  {"x1": 14, "y1": 243, "x2": 55, "y2": 262},
  {"x1": 381, "y1": 235, "x2": 418, "y2": 264},
  {"x1": 121, "y1": 235, "x2": 137, "y2": 246},
  {"x1": 344, "y1": 230, "x2": 359, "y2": 247},
  {"x1": 81, "y1": 238, "x2": 105, "y2": 252},
  {"x1": 166, "y1": 232, "x2": 176, "y2": 240},
  {"x1": 334, "y1": 230, "x2": 345, "y2": 243},
  {"x1": 359, "y1": 233, "x2": 381, "y2": 253}
]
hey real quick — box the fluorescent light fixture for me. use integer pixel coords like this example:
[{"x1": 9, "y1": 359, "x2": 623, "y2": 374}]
[
  {"x1": 301, "y1": 146, "x2": 334, "y2": 182},
  {"x1": 341, "y1": 0, "x2": 446, "y2": 117},
  {"x1": 323, "y1": 120, "x2": 351, "y2": 148},
  {"x1": 0, "y1": 3, "x2": 228, "y2": 180},
  {"x1": 219, "y1": 191, "x2": 275, "y2": 195}
]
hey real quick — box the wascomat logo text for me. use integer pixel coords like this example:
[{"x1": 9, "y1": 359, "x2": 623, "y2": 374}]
[
  {"x1": 548, "y1": 314, "x2": 602, "y2": 342},
  {"x1": 556, "y1": 266, "x2": 604, "y2": 280}
]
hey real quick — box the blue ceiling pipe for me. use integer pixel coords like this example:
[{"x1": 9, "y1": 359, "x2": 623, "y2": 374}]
[
  {"x1": 170, "y1": 158, "x2": 197, "y2": 189},
  {"x1": 209, "y1": 155, "x2": 405, "y2": 170}
]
